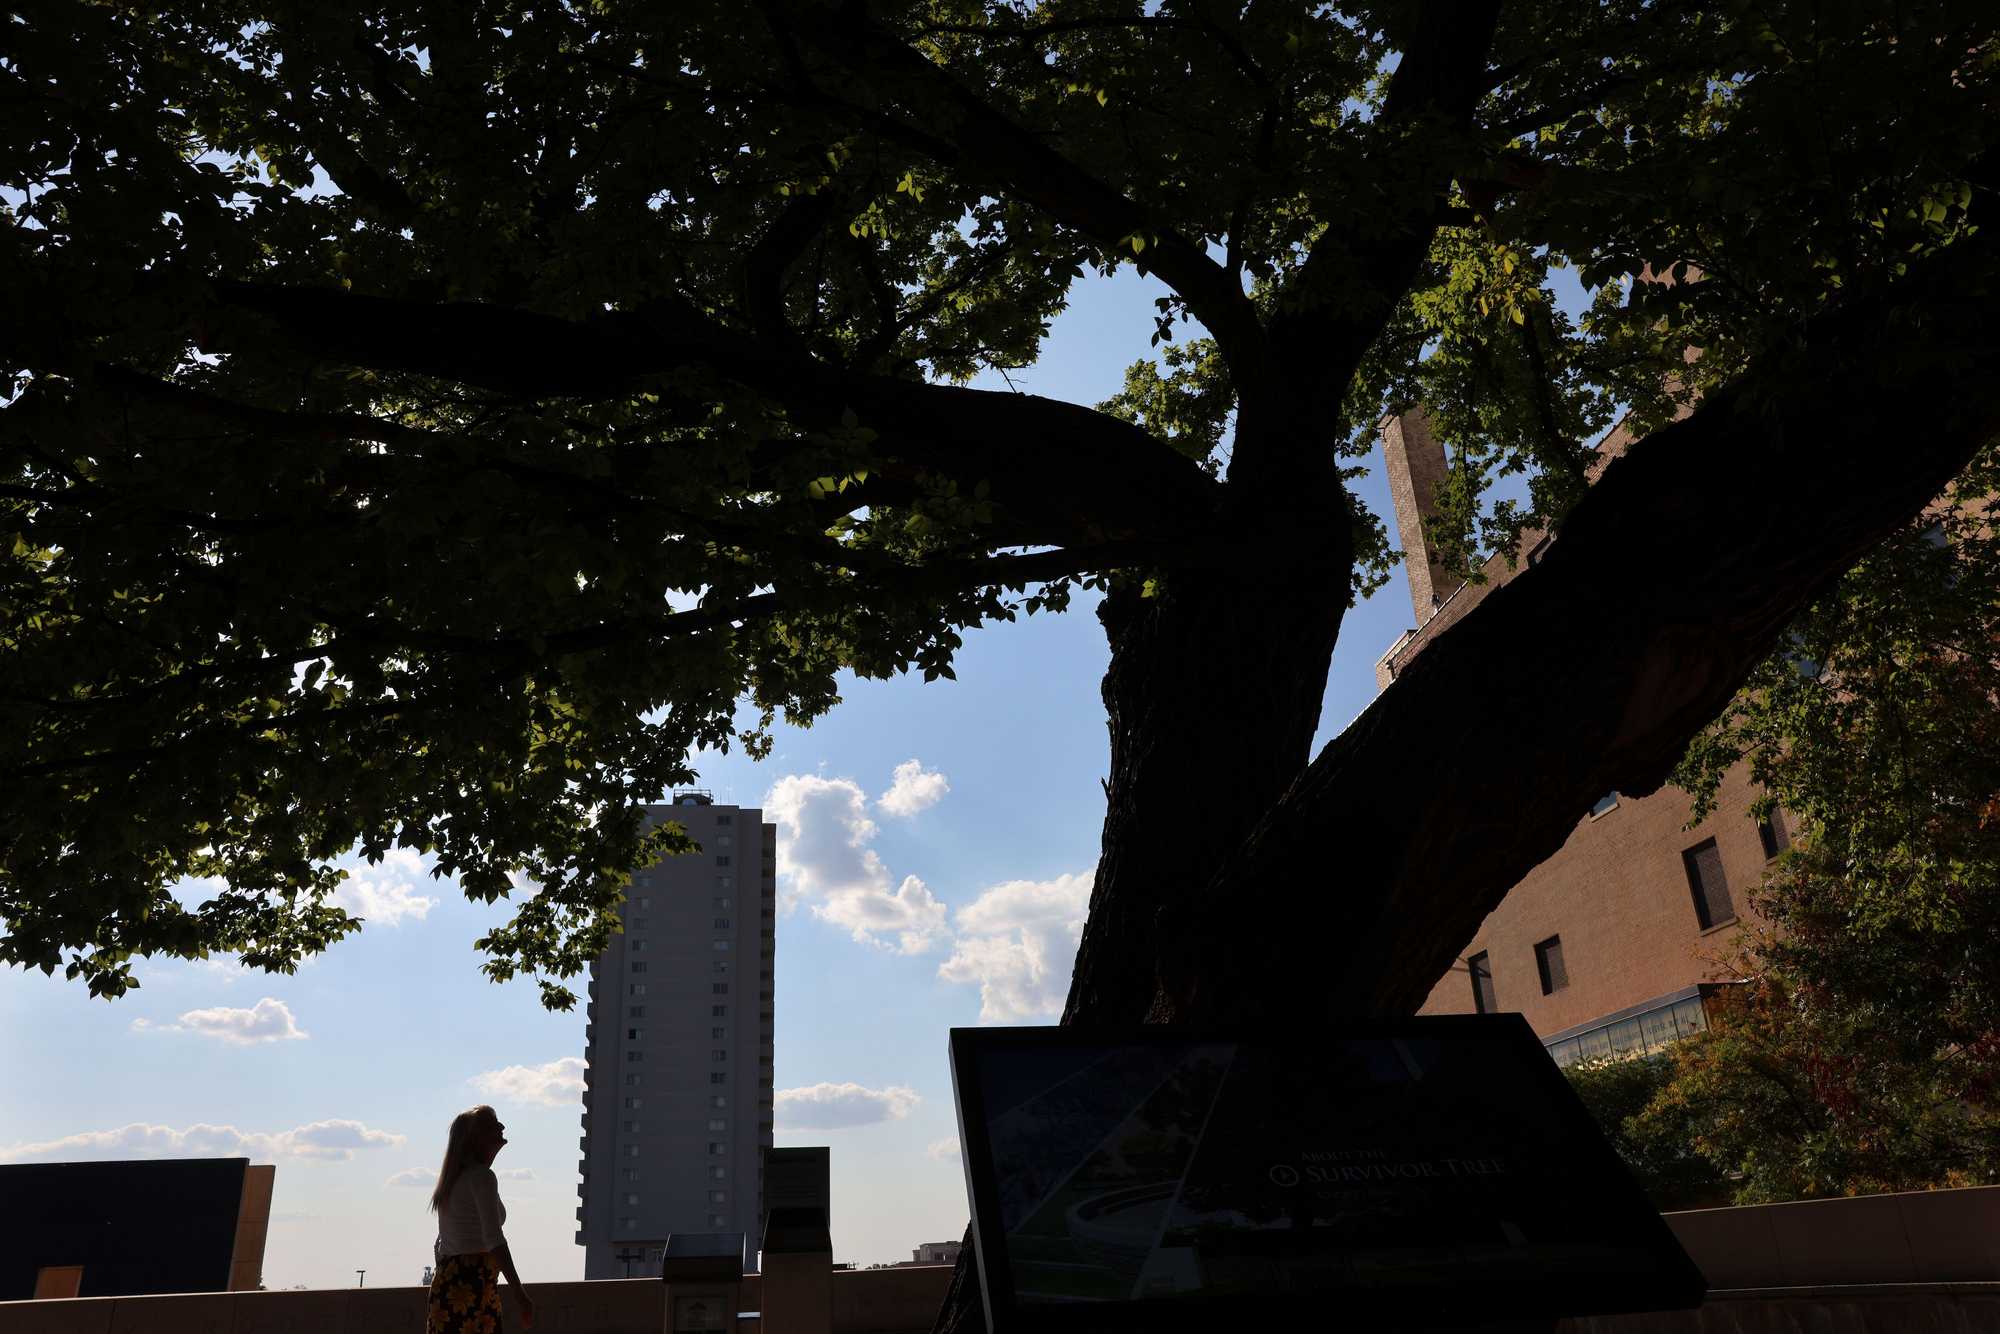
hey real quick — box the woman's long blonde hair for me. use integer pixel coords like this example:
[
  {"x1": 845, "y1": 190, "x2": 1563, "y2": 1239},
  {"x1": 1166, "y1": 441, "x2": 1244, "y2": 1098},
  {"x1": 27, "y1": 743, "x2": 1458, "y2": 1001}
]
[{"x1": 430, "y1": 1105, "x2": 496, "y2": 1213}]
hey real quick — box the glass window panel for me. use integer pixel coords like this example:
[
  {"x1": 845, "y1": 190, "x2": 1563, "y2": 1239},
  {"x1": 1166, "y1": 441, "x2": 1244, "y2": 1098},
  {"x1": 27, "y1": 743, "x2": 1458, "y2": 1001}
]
[{"x1": 1640, "y1": 1008, "x2": 1676, "y2": 1052}]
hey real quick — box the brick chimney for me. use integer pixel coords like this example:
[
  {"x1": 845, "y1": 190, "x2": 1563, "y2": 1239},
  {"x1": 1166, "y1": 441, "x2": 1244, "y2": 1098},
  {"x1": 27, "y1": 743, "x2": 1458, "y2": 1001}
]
[{"x1": 1379, "y1": 406, "x2": 1466, "y2": 624}]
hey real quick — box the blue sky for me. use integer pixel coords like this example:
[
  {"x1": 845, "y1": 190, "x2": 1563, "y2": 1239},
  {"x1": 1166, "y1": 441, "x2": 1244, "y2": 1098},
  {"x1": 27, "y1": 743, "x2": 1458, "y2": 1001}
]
[{"x1": 0, "y1": 267, "x2": 1436, "y2": 1288}]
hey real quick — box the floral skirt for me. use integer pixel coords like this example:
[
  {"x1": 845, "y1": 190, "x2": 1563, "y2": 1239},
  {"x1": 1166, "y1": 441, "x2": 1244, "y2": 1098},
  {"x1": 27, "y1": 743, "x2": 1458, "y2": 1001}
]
[{"x1": 427, "y1": 1251, "x2": 502, "y2": 1334}]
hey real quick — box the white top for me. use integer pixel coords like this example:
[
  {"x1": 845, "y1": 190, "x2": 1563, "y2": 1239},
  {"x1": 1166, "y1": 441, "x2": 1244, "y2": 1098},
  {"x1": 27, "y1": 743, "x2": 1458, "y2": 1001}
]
[{"x1": 436, "y1": 1164, "x2": 507, "y2": 1257}]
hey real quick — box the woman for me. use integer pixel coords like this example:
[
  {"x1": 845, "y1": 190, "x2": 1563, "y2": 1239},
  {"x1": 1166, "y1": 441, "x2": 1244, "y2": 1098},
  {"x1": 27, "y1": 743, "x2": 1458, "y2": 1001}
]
[{"x1": 427, "y1": 1105, "x2": 535, "y2": 1332}]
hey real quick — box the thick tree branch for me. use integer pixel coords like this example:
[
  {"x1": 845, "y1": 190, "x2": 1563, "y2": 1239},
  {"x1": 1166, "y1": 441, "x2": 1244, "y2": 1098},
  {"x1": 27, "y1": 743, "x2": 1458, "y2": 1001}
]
[
  {"x1": 741, "y1": 177, "x2": 849, "y2": 344},
  {"x1": 1154, "y1": 222, "x2": 2000, "y2": 1025},
  {"x1": 1248, "y1": 1, "x2": 1502, "y2": 485},
  {"x1": 195, "y1": 281, "x2": 1222, "y2": 545}
]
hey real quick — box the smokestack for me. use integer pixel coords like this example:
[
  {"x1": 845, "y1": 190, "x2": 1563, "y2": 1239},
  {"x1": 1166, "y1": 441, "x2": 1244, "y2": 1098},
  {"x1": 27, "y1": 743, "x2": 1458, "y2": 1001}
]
[{"x1": 1379, "y1": 407, "x2": 1466, "y2": 624}]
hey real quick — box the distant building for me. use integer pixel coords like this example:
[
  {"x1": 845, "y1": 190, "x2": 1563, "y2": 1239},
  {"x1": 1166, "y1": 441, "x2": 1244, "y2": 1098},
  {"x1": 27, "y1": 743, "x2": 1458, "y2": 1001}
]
[
  {"x1": 908, "y1": 1240, "x2": 962, "y2": 1266},
  {"x1": 576, "y1": 794, "x2": 778, "y2": 1277},
  {"x1": 1378, "y1": 409, "x2": 1782, "y2": 1063},
  {"x1": 0, "y1": 1158, "x2": 274, "y2": 1299}
]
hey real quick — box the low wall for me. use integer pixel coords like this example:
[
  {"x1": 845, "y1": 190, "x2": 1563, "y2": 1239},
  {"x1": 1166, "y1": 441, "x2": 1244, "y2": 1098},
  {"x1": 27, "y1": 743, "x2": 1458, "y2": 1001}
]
[
  {"x1": 1664, "y1": 1183, "x2": 2000, "y2": 1287},
  {"x1": 1564, "y1": 1283, "x2": 2000, "y2": 1334},
  {"x1": 4, "y1": 1187, "x2": 1996, "y2": 1333},
  {"x1": 0, "y1": 1266, "x2": 957, "y2": 1334}
]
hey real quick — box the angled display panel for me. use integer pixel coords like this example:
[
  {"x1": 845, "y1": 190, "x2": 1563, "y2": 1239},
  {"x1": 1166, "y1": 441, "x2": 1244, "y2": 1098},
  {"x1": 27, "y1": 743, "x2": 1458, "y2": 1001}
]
[{"x1": 949, "y1": 1017, "x2": 1705, "y2": 1333}]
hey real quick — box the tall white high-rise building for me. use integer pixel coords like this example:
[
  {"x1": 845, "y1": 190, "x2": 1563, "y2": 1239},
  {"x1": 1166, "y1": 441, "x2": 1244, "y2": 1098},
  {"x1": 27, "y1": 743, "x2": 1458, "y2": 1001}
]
[{"x1": 575, "y1": 793, "x2": 777, "y2": 1278}]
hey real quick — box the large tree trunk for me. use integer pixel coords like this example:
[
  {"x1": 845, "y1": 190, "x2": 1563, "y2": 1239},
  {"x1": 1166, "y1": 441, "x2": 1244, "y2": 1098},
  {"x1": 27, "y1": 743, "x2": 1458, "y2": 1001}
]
[
  {"x1": 933, "y1": 460, "x2": 1352, "y2": 1332},
  {"x1": 1062, "y1": 567, "x2": 1349, "y2": 1026}
]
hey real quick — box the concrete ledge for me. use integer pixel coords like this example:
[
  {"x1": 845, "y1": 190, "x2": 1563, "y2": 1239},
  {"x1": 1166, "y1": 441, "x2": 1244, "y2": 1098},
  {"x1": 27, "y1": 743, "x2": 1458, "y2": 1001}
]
[
  {"x1": 1563, "y1": 1282, "x2": 2000, "y2": 1334},
  {"x1": 0, "y1": 1269, "x2": 957, "y2": 1334},
  {"x1": 1664, "y1": 1184, "x2": 2000, "y2": 1289}
]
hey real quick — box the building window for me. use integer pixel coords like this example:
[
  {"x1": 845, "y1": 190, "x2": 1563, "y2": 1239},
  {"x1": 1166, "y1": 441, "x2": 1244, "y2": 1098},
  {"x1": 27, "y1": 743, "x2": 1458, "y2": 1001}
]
[
  {"x1": 711, "y1": 1027, "x2": 727, "y2": 1040},
  {"x1": 634, "y1": 897, "x2": 651, "y2": 910},
  {"x1": 718, "y1": 814, "x2": 733, "y2": 826},
  {"x1": 627, "y1": 1050, "x2": 643, "y2": 1062},
  {"x1": 714, "y1": 896, "x2": 732, "y2": 910},
  {"x1": 627, "y1": 1028, "x2": 643, "y2": 1040},
  {"x1": 624, "y1": 1169, "x2": 640, "y2": 1183},
  {"x1": 625, "y1": 1193, "x2": 640, "y2": 1206},
  {"x1": 713, "y1": 917, "x2": 732, "y2": 929},
  {"x1": 1683, "y1": 838, "x2": 1736, "y2": 928},
  {"x1": 708, "y1": 1118, "x2": 728, "y2": 1131},
  {"x1": 630, "y1": 984, "x2": 646, "y2": 996},
  {"x1": 718, "y1": 834, "x2": 733, "y2": 847},
  {"x1": 1758, "y1": 812, "x2": 1791, "y2": 860},
  {"x1": 712, "y1": 1049, "x2": 728, "y2": 1061},
  {"x1": 717, "y1": 855, "x2": 731, "y2": 866},
  {"x1": 709, "y1": 1214, "x2": 727, "y2": 1227},
  {"x1": 708, "y1": 1142, "x2": 726, "y2": 1155},
  {"x1": 624, "y1": 1097, "x2": 642, "y2": 1110},
  {"x1": 711, "y1": 1166, "x2": 727, "y2": 1180},
  {"x1": 630, "y1": 961, "x2": 648, "y2": 973},
  {"x1": 709, "y1": 1191, "x2": 727, "y2": 1204},
  {"x1": 1468, "y1": 952, "x2": 1496, "y2": 1014},
  {"x1": 625, "y1": 1073, "x2": 642, "y2": 1086},
  {"x1": 713, "y1": 961, "x2": 729, "y2": 974},
  {"x1": 712, "y1": 940, "x2": 730, "y2": 952},
  {"x1": 1534, "y1": 936, "x2": 1568, "y2": 995},
  {"x1": 713, "y1": 983, "x2": 728, "y2": 995},
  {"x1": 711, "y1": 1095, "x2": 727, "y2": 1108},
  {"x1": 621, "y1": 1217, "x2": 638, "y2": 1230},
  {"x1": 710, "y1": 1072, "x2": 727, "y2": 1085},
  {"x1": 632, "y1": 918, "x2": 651, "y2": 930},
  {"x1": 1588, "y1": 791, "x2": 1620, "y2": 818},
  {"x1": 632, "y1": 940, "x2": 650, "y2": 952},
  {"x1": 625, "y1": 1146, "x2": 641, "y2": 1158},
  {"x1": 712, "y1": 1005, "x2": 728, "y2": 1017},
  {"x1": 623, "y1": 1120, "x2": 640, "y2": 1133},
  {"x1": 717, "y1": 876, "x2": 734, "y2": 890},
  {"x1": 629, "y1": 1006, "x2": 645, "y2": 1018}
]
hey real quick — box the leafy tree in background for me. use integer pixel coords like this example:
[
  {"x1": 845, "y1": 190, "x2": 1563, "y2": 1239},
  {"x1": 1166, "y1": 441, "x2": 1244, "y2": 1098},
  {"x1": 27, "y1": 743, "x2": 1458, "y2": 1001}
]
[
  {"x1": 1653, "y1": 447, "x2": 2000, "y2": 1200},
  {"x1": 5, "y1": 3, "x2": 2000, "y2": 1318},
  {"x1": 1561, "y1": 1053, "x2": 1726, "y2": 1212}
]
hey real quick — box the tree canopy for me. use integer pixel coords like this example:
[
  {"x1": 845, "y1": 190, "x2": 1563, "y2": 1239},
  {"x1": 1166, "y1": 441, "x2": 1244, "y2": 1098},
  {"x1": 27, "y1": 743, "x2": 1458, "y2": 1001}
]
[{"x1": 4, "y1": 0, "x2": 2000, "y2": 1048}]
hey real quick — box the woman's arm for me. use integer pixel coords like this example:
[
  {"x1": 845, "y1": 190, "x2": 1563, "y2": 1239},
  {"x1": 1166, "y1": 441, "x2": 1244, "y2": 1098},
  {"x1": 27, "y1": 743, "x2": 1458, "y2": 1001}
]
[
  {"x1": 472, "y1": 1171, "x2": 534, "y2": 1324},
  {"x1": 491, "y1": 1241, "x2": 534, "y2": 1325}
]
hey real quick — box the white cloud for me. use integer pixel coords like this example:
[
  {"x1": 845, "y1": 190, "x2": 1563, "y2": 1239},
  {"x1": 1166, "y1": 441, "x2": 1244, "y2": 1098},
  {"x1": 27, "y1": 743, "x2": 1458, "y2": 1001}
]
[
  {"x1": 132, "y1": 996, "x2": 309, "y2": 1045},
  {"x1": 937, "y1": 872, "x2": 1093, "y2": 1023},
  {"x1": 927, "y1": 1137, "x2": 962, "y2": 1164},
  {"x1": 879, "y1": 759, "x2": 950, "y2": 818},
  {"x1": 0, "y1": 1118, "x2": 405, "y2": 1164},
  {"x1": 774, "y1": 1082, "x2": 921, "y2": 1130},
  {"x1": 386, "y1": 1167, "x2": 435, "y2": 1188},
  {"x1": 765, "y1": 774, "x2": 948, "y2": 954},
  {"x1": 496, "y1": 1167, "x2": 535, "y2": 1181},
  {"x1": 332, "y1": 847, "x2": 438, "y2": 926},
  {"x1": 818, "y1": 875, "x2": 950, "y2": 956},
  {"x1": 469, "y1": 1057, "x2": 587, "y2": 1108}
]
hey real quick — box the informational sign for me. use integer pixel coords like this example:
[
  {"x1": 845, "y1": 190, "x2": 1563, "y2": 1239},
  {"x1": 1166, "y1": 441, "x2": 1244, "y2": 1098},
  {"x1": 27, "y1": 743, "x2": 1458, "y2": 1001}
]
[
  {"x1": 673, "y1": 1295, "x2": 728, "y2": 1334},
  {"x1": 949, "y1": 1017, "x2": 1705, "y2": 1332}
]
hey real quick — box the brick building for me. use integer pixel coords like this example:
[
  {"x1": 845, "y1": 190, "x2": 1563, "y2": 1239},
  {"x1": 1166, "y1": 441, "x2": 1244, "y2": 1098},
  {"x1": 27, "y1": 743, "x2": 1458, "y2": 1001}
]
[{"x1": 1377, "y1": 408, "x2": 1787, "y2": 1064}]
